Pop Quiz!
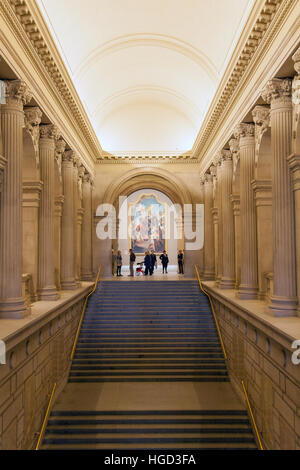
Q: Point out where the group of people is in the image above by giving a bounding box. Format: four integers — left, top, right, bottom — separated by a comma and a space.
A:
113, 249, 184, 277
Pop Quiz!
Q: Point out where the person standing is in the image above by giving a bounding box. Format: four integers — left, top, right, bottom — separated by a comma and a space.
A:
150, 250, 156, 276
160, 251, 169, 274
129, 249, 136, 277
111, 249, 116, 276
116, 250, 123, 277
144, 251, 151, 276
178, 250, 184, 274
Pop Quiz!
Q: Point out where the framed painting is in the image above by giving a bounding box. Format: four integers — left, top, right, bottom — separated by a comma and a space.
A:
129, 193, 167, 254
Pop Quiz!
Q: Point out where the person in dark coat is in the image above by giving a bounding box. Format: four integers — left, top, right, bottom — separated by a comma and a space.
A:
178, 250, 184, 274
159, 251, 169, 274
129, 248, 136, 277
150, 250, 156, 275
144, 251, 151, 276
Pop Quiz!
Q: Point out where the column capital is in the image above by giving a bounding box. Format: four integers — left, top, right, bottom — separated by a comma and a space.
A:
233, 123, 255, 140
292, 46, 300, 75
55, 139, 66, 181
220, 149, 232, 163
3, 79, 32, 107
78, 165, 86, 179
63, 149, 75, 164
261, 78, 292, 104
24, 107, 43, 168
204, 173, 213, 184
252, 105, 270, 129
209, 164, 217, 178
292, 48, 300, 106
40, 124, 60, 141
229, 138, 239, 155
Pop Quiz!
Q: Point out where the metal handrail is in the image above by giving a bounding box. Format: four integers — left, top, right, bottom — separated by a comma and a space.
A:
35, 382, 56, 450
242, 380, 264, 450
194, 265, 227, 360
70, 265, 101, 361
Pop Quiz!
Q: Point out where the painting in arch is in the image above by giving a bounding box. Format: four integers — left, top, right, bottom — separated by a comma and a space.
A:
129, 193, 167, 254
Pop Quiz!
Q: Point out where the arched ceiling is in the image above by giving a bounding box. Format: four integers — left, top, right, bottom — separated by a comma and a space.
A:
37, 0, 254, 155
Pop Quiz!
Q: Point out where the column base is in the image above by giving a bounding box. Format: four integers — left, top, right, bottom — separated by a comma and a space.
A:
38, 286, 60, 301
219, 277, 235, 289
266, 295, 298, 317
0, 297, 30, 319
236, 285, 258, 300
61, 280, 78, 290
202, 271, 215, 281
81, 273, 94, 282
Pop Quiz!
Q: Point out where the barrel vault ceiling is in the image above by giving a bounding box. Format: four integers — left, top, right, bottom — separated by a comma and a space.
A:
37, 0, 254, 156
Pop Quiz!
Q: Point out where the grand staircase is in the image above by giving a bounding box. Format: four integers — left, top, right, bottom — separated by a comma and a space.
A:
42, 280, 257, 450
70, 280, 228, 382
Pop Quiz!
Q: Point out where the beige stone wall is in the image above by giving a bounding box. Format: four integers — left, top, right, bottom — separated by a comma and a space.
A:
0, 285, 91, 450
203, 283, 300, 450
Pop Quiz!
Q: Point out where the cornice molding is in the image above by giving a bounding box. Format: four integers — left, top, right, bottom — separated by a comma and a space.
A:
192, 0, 294, 160
0, 0, 100, 173
96, 154, 199, 164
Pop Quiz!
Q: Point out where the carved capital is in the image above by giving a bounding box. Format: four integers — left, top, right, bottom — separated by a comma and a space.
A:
229, 138, 239, 155
204, 173, 213, 184
82, 172, 91, 184
252, 105, 270, 129
199, 175, 206, 186
261, 78, 292, 104
62, 149, 75, 164
24, 107, 42, 168
55, 139, 66, 182
292, 46, 300, 76
221, 149, 232, 162
233, 123, 255, 139
213, 151, 223, 166
210, 164, 217, 178
78, 165, 86, 179
40, 124, 60, 141
3, 80, 32, 107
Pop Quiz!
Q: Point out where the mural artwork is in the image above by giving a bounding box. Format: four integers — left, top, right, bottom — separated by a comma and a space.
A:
129, 193, 167, 254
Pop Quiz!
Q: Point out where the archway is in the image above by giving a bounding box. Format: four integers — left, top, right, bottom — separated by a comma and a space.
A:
93, 167, 200, 278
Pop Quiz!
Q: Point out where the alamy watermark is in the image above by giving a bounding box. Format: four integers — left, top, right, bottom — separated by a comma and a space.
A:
291, 340, 300, 365
0, 340, 6, 365
95, 197, 204, 251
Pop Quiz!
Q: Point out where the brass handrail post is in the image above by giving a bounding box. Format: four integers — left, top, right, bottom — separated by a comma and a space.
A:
35, 382, 56, 450
70, 265, 101, 362
194, 265, 227, 360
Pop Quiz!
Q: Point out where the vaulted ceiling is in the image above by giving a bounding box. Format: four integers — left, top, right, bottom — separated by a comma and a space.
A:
37, 0, 254, 155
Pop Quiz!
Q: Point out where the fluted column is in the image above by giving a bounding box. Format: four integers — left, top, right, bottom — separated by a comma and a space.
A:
198, 178, 205, 277
38, 125, 60, 300
73, 156, 80, 287
220, 151, 235, 288
231, 194, 241, 289
215, 153, 223, 286
61, 151, 77, 289
81, 172, 93, 281
234, 123, 258, 299
262, 78, 298, 316
203, 171, 215, 279
0, 80, 32, 318
54, 138, 66, 291
77, 166, 85, 281
211, 164, 218, 281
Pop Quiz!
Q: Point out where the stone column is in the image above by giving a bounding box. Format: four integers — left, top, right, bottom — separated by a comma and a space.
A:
220, 150, 235, 288
54, 194, 64, 290
77, 166, 85, 281
203, 171, 215, 279
215, 152, 223, 287
0, 80, 32, 318
54, 138, 66, 291
211, 164, 218, 281
234, 123, 258, 300
198, 178, 205, 277
231, 194, 241, 289
23, 181, 43, 301
38, 124, 60, 300
262, 78, 298, 316
81, 172, 93, 281
288, 48, 300, 316
73, 156, 80, 287
61, 151, 77, 289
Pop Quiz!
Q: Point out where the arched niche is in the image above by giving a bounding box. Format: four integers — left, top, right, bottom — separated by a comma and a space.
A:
93, 167, 197, 277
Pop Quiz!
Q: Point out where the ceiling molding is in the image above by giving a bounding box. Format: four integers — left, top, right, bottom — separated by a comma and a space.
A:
191, 0, 287, 159
74, 33, 219, 85
96, 153, 198, 164
5, 0, 103, 165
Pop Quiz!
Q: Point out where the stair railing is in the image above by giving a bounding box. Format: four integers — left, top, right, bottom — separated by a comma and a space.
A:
35, 382, 56, 450
242, 380, 264, 450
194, 265, 227, 360
70, 265, 101, 362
